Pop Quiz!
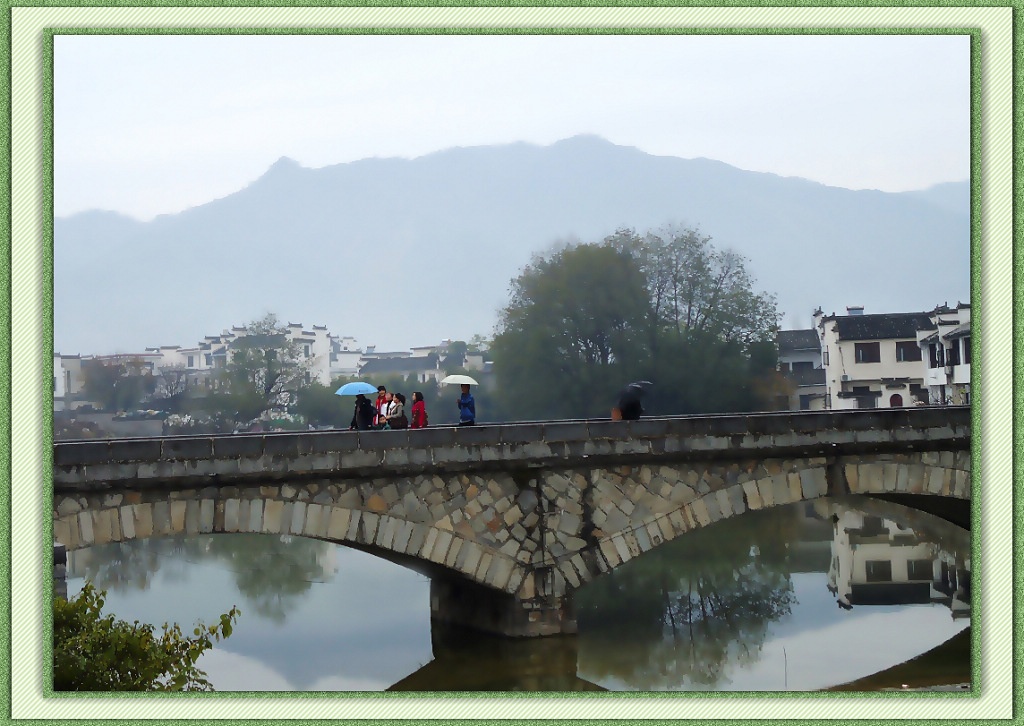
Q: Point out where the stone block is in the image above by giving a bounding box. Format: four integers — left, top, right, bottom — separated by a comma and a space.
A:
221, 497, 236, 532
501, 424, 544, 444
305, 503, 326, 538
212, 435, 265, 458
446, 538, 465, 567
132, 504, 152, 539
383, 449, 411, 466
770, 475, 789, 506
340, 450, 382, 469
690, 498, 711, 527
290, 502, 308, 535
430, 530, 454, 563
628, 419, 670, 438
78, 512, 95, 546
486, 557, 515, 591
309, 431, 359, 454
588, 420, 629, 440
162, 437, 213, 460
883, 464, 898, 492
742, 480, 762, 510
407, 427, 458, 447
262, 500, 284, 533
356, 511, 377, 544
656, 516, 674, 543
199, 499, 215, 534
243, 500, 261, 533
543, 422, 588, 442
454, 425, 501, 446
459, 543, 482, 576
558, 561, 581, 589
896, 465, 910, 493
183, 500, 200, 535
715, 489, 733, 518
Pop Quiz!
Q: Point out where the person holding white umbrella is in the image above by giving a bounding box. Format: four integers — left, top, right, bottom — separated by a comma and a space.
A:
440, 374, 478, 426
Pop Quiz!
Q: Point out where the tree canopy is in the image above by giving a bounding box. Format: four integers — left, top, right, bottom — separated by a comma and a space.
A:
489, 228, 781, 420
210, 313, 314, 423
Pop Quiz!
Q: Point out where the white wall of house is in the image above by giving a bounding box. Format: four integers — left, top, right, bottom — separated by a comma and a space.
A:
816, 310, 932, 410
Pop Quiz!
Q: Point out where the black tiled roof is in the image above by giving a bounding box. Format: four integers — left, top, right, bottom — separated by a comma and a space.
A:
830, 313, 935, 341
777, 329, 820, 353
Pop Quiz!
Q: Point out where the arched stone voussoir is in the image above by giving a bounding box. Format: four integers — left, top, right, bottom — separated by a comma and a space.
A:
55, 499, 526, 595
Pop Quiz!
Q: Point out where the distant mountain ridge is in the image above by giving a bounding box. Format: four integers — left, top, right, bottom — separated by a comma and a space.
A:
55, 136, 969, 354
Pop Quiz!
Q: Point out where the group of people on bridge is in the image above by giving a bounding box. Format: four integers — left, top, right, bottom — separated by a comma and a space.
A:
348, 384, 476, 431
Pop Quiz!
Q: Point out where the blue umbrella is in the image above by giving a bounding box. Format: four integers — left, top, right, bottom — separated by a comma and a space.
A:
334, 381, 378, 396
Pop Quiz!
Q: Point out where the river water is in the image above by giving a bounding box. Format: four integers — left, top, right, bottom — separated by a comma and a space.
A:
63, 494, 970, 691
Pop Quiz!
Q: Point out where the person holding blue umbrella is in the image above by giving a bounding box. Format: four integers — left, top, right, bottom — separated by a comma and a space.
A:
335, 382, 378, 431
348, 394, 375, 430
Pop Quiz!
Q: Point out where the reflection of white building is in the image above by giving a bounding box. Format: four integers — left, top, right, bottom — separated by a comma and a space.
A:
827, 507, 970, 618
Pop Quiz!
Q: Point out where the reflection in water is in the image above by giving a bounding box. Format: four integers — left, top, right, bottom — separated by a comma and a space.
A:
64, 495, 970, 691
574, 496, 970, 691
824, 500, 970, 618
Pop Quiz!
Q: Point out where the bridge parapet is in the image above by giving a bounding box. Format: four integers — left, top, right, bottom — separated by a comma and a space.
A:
54, 407, 970, 492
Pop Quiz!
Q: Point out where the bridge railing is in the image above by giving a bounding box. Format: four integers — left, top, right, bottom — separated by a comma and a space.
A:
53, 407, 970, 491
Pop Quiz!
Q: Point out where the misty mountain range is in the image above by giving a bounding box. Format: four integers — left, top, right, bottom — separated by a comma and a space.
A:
55, 135, 969, 355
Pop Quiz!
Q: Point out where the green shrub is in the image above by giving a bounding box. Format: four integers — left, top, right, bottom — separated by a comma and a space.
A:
53, 582, 240, 691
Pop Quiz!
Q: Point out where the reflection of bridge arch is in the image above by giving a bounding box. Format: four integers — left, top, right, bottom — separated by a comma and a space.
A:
559, 454, 970, 590
54, 407, 970, 636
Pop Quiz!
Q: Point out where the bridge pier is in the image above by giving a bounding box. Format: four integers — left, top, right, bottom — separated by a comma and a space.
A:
430, 575, 576, 638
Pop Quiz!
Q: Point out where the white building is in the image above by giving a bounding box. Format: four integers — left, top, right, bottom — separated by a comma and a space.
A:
814, 306, 935, 409
917, 304, 971, 405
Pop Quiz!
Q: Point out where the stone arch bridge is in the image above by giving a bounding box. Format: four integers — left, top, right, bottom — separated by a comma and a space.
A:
53, 407, 970, 637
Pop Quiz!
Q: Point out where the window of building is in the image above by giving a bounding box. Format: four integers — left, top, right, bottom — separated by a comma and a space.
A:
947, 344, 960, 366
204, 354, 212, 366
929, 343, 944, 368
187, 355, 194, 367
799, 394, 812, 410
822, 350, 829, 366
907, 559, 934, 581
865, 560, 893, 583
304, 344, 310, 358
963, 336, 971, 364
895, 341, 922, 362
854, 342, 880, 363
791, 361, 813, 371
53, 376, 57, 392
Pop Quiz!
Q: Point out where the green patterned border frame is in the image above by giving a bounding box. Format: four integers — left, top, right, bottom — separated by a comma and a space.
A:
5, 3, 1016, 724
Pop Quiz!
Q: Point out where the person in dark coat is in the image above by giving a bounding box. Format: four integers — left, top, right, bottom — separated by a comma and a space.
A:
349, 393, 375, 431
616, 381, 651, 421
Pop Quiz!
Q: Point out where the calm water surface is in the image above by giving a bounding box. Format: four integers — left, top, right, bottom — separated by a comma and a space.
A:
65, 495, 970, 691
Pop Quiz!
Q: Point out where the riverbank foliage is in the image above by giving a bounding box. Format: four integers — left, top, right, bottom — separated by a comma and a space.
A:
53, 583, 239, 691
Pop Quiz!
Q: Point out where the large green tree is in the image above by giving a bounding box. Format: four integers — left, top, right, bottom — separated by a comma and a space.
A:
490, 228, 781, 420
490, 243, 652, 420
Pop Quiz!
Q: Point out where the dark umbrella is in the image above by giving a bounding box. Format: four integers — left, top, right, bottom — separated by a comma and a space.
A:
617, 381, 652, 421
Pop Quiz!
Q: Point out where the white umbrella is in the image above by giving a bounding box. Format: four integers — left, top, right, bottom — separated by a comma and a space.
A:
439, 374, 479, 386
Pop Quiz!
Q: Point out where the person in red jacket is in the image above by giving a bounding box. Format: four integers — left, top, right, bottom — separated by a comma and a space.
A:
410, 391, 429, 428
373, 386, 388, 428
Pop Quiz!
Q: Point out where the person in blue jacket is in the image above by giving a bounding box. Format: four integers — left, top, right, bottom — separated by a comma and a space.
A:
457, 384, 476, 426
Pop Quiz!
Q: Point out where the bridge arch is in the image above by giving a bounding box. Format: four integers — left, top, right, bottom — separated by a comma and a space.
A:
54, 407, 970, 636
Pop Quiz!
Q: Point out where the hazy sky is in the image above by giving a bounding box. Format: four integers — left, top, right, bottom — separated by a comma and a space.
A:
55, 33, 969, 222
